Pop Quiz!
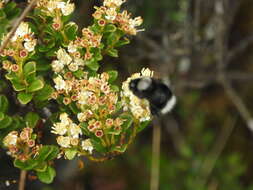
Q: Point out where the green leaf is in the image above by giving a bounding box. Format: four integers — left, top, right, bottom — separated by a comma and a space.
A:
5, 72, 16, 80
37, 166, 56, 184
106, 32, 118, 45
45, 146, 59, 161
34, 84, 54, 101
0, 116, 23, 144
94, 51, 103, 61
108, 70, 118, 83
44, 25, 55, 35
86, 59, 99, 71
17, 92, 33, 104
69, 103, 80, 114
0, 9, 6, 20
11, 80, 26, 91
64, 22, 78, 41
0, 116, 12, 129
3, 2, 16, 15
14, 159, 39, 170
107, 48, 118, 57
0, 112, 4, 121
34, 162, 48, 172
107, 128, 121, 135
0, 95, 9, 113
120, 114, 133, 131
110, 85, 119, 92
25, 112, 39, 128
80, 122, 90, 136
110, 144, 127, 153
46, 47, 59, 58
36, 145, 58, 162
137, 120, 151, 132
36, 60, 51, 71
65, 148, 77, 160
73, 70, 84, 79
5, 5, 21, 20
91, 139, 107, 153
38, 40, 55, 52
115, 37, 130, 47
27, 78, 44, 92
25, 73, 36, 84
24, 61, 36, 77
104, 24, 117, 33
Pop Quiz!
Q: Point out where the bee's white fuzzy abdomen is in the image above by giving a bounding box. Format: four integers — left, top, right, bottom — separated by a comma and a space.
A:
161, 95, 177, 114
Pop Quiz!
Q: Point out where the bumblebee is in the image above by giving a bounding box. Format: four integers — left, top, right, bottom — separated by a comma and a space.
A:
129, 77, 176, 115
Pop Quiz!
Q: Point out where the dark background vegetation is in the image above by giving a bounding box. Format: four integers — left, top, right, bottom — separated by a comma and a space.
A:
2, 0, 253, 189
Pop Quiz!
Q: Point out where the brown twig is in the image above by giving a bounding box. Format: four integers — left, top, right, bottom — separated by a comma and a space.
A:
219, 76, 253, 131
150, 118, 161, 190
226, 35, 253, 64
196, 117, 236, 187
18, 170, 27, 190
213, 0, 253, 132
0, 0, 38, 53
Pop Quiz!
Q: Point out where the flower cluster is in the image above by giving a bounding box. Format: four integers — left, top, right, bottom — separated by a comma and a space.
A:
52, 113, 82, 147
52, 47, 85, 73
35, 0, 74, 16
52, 71, 118, 107
121, 68, 154, 122
3, 128, 40, 161
0, 0, 150, 184
75, 28, 102, 59
103, 0, 126, 8
93, 0, 143, 35
52, 71, 125, 150
0, 22, 37, 60
51, 112, 94, 156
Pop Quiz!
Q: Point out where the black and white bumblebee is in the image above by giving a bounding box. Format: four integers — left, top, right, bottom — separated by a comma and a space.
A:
129, 77, 176, 115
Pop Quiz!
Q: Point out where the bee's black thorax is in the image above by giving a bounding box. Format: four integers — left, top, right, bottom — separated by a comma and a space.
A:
129, 78, 174, 115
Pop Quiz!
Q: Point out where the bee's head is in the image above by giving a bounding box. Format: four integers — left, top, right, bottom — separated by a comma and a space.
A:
129, 77, 152, 98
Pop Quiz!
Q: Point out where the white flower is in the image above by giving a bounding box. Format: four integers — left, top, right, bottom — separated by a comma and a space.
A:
56, 48, 72, 65
52, 60, 64, 73
77, 112, 86, 122
3, 131, 18, 147
24, 39, 37, 52
57, 136, 71, 148
51, 123, 67, 135
73, 58, 84, 66
37, 0, 74, 16
103, 0, 125, 7
68, 63, 79, 72
78, 90, 93, 105
141, 68, 154, 76
57, 1, 74, 16
47, 1, 58, 12
54, 75, 66, 90
11, 22, 31, 41
60, 1, 74, 16
68, 123, 82, 138
121, 68, 154, 122
129, 17, 143, 28
59, 113, 71, 126
81, 139, 93, 154
68, 41, 77, 53
105, 8, 117, 21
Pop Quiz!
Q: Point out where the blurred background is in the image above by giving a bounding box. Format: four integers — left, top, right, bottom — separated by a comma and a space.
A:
2, 0, 253, 189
